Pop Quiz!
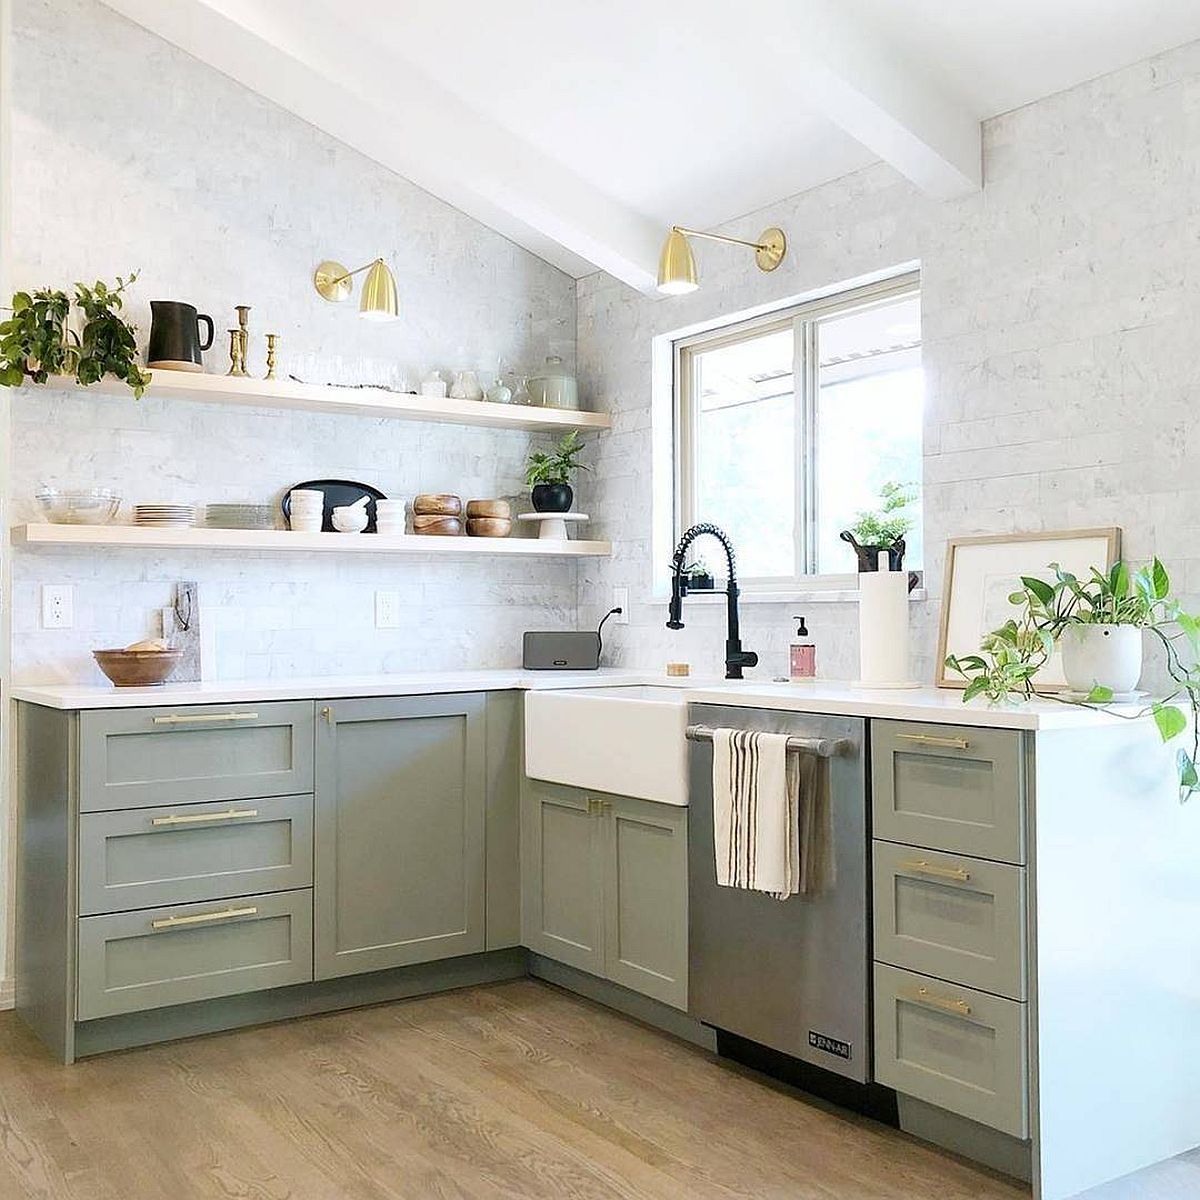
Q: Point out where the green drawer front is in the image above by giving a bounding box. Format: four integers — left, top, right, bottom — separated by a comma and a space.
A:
78, 794, 314, 915
872, 840, 1027, 1000
77, 889, 313, 1020
873, 963, 1028, 1139
80, 701, 315, 812
871, 720, 1026, 864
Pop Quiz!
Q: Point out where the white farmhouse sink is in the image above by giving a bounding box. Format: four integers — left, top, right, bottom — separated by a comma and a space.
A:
524, 685, 689, 805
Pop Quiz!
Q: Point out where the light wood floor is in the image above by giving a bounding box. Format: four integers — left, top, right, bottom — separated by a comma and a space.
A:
0, 978, 1030, 1199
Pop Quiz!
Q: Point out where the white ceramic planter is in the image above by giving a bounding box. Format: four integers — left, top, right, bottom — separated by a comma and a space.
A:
1059, 624, 1143, 694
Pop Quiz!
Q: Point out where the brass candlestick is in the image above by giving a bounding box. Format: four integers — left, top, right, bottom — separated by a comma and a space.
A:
226, 328, 246, 376
264, 333, 279, 381
235, 304, 251, 374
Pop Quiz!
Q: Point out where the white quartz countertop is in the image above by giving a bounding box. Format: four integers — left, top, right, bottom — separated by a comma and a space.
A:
10, 670, 1148, 729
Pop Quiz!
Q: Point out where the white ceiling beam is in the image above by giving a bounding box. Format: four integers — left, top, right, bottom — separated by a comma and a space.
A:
97, 0, 664, 290
752, 0, 982, 198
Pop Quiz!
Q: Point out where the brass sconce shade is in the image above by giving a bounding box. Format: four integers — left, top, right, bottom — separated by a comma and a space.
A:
656, 225, 787, 295
657, 228, 698, 295
313, 257, 399, 321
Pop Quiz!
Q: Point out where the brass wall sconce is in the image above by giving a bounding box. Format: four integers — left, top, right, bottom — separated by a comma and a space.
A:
656, 225, 787, 295
312, 257, 399, 321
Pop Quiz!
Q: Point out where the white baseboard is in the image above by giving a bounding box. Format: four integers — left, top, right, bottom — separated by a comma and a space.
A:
0, 978, 14, 1010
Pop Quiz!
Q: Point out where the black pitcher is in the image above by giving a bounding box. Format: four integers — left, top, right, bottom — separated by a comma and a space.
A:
147, 301, 214, 372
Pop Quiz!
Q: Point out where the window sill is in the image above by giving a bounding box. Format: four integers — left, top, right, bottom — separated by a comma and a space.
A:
656, 588, 928, 605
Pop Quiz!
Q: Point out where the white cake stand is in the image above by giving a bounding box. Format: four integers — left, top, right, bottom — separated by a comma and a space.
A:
517, 512, 590, 541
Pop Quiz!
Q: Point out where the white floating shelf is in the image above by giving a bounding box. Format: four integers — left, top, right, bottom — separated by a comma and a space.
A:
13, 524, 611, 558
39, 371, 611, 433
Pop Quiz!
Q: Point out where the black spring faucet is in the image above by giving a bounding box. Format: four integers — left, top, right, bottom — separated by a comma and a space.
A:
667, 523, 759, 680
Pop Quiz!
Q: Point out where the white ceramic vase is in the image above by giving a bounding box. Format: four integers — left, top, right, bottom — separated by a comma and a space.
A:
1059, 624, 1143, 694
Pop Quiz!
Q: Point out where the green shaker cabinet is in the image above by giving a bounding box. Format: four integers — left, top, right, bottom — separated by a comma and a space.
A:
314, 694, 487, 979
521, 781, 688, 1010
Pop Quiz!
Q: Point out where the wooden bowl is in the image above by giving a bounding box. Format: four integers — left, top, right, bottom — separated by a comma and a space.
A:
413, 493, 463, 516
93, 648, 184, 688
467, 517, 513, 538
412, 514, 463, 536
466, 499, 511, 519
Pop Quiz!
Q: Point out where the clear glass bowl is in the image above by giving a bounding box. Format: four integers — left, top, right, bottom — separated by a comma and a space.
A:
35, 487, 121, 525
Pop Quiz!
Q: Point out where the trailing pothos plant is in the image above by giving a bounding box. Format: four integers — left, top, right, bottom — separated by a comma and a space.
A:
0, 272, 150, 398
945, 558, 1200, 800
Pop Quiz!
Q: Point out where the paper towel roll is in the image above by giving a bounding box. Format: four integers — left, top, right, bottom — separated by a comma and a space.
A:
858, 564, 913, 687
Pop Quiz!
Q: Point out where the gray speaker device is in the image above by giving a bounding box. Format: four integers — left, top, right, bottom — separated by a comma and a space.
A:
523, 630, 601, 671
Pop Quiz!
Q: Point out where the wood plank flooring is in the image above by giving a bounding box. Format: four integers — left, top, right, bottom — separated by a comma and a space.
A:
0, 978, 1030, 1199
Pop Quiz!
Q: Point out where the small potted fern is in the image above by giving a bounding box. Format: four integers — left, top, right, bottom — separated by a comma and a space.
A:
840, 480, 917, 572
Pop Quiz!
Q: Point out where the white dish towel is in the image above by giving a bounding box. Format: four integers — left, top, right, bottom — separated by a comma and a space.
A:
711, 728, 833, 900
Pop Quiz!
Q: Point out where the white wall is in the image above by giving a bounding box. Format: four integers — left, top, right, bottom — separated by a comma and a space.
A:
577, 39, 1200, 687
9, 0, 578, 686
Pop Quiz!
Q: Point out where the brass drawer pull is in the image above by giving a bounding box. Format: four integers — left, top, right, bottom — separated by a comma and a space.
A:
152, 711, 260, 726
151, 808, 259, 827
151, 905, 258, 931
904, 986, 972, 1017
587, 797, 602, 816
900, 859, 972, 883
896, 732, 971, 750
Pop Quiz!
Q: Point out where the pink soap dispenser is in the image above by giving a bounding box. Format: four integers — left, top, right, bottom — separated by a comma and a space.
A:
790, 615, 816, 680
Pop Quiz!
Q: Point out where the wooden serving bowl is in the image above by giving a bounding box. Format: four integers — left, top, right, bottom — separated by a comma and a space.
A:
466, 517, 513, 538
94, 648, 183, 688
466, 498, 511, 519
412, 493, 463, 517
412, 514, 464, 536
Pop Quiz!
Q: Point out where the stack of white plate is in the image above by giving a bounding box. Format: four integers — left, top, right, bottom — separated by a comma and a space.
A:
134, 504, 196, 528
205, 503, 275, 530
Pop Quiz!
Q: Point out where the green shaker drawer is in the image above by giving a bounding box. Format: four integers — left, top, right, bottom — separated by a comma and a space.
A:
80, 701, 315, 812
78, 794, 314, 915
871, 720, 1026, 864
77, 889, 313, 1020
874, 963, 1028, 1138
872, 840, 1027, 1000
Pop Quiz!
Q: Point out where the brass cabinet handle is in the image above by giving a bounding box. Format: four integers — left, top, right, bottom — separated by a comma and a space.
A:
151, 905, 258, 931
151, 808, 259, 827
896, 732, 971, 750
321, 706, 333, 724
152, 711, 259, 725
900, 859, 972, 883
586, 797, 602, 816
903, 986, 972, 1017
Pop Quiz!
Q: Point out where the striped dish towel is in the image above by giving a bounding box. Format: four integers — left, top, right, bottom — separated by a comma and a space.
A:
711, 728, 834, 900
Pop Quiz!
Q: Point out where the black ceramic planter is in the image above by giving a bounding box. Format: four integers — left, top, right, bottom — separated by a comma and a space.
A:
532, 482, 573, 513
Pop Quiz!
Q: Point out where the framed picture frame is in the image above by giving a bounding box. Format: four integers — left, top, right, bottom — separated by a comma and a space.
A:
936, 528, 1122, 690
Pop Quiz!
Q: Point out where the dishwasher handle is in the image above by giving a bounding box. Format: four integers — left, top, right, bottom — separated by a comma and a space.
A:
685, 724, 851, 758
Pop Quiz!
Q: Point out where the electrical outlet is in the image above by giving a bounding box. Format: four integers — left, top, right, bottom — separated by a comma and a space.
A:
42, 584, 74, 629
375, 590, 401, 629
612, 586, 629, 624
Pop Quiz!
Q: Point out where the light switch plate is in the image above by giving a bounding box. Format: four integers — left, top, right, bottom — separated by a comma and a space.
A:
42, 584, 73, 629
375, 590, 401, 629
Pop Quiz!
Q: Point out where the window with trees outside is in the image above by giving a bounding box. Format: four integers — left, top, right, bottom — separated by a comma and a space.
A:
673, 274, 923, 591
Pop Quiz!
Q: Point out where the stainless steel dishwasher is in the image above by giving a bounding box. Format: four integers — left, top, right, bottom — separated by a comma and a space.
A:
687, 702, 869, 1083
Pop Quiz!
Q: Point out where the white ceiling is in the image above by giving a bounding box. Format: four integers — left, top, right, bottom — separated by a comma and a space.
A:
100, 1, 1200, 290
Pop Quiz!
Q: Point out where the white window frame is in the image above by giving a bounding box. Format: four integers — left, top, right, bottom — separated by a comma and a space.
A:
672, 270, 921, 594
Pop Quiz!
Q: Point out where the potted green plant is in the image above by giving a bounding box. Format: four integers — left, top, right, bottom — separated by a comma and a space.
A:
0, 272, 149, 398
945, 557, 1200, 799
524, 430, 590, 513
683, 557, 715, 591
840, 480, 917, 572
73, 275, 150, 398
0, 287, 76, 385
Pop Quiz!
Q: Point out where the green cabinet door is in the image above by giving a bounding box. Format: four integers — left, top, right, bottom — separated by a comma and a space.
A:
603, 796, 688, 1010
521, 782, 604, 976
314, 694, 486, 979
